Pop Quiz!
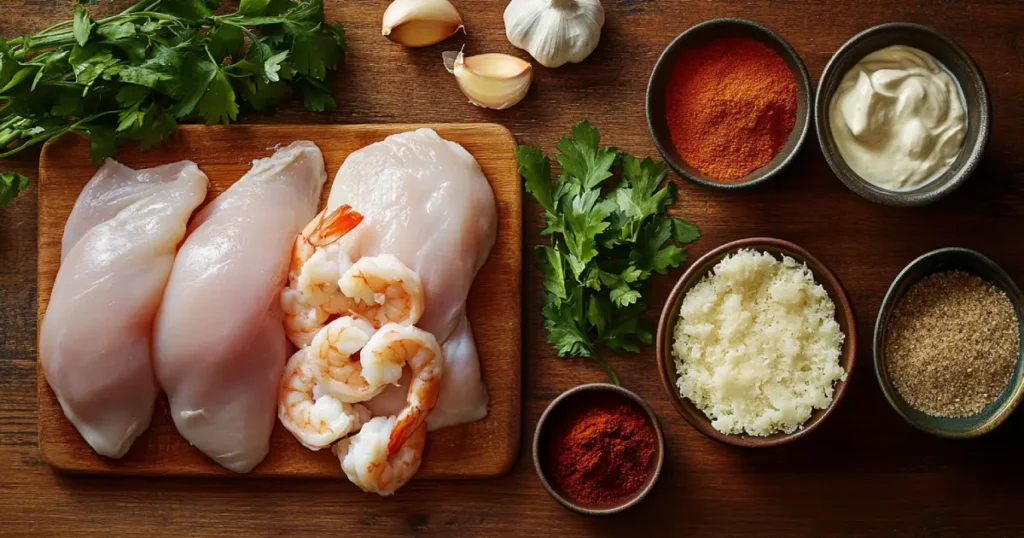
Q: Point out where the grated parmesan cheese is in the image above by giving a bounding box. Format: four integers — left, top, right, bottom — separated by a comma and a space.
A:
672, 249, 846, 436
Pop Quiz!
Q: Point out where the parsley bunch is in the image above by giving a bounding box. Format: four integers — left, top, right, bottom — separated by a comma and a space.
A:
0, 0, 346, 207
517, 121, 700, 385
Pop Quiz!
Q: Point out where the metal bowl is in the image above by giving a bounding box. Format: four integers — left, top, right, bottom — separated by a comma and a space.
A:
815, 23, 991, 206
656, 238, 857, 447
645, 17, 813, 190
532, 383, 665, 515
874, 247, 1024, 438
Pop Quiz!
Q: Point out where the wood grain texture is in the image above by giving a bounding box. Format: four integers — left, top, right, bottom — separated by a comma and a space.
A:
36, 124, 522, 478
3, 0, 1024, 536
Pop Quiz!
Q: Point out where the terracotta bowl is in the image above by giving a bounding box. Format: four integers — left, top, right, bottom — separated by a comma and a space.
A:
655, 238, 857, 447
532, 383, 665, 515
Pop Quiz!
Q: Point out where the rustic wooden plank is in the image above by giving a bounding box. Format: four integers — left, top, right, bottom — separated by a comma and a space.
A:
36, 124, 522, 479
2, 0, 1024, 536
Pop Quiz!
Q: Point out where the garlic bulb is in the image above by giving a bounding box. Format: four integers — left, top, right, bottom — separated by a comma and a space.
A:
443, 51, 533, 110
503, 0, 605, 68
382, 0, 464, 48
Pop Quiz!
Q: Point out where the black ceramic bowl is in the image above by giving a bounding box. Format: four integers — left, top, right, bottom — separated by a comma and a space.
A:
816, 23, 991, 207
646, 18, 813, 190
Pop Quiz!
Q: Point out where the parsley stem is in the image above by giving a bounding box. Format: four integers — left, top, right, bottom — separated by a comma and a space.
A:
0, 110, 119, 159
592, 350, 621, 386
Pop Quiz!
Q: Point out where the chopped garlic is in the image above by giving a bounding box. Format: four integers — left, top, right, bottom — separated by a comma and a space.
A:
672, 249, 846, 436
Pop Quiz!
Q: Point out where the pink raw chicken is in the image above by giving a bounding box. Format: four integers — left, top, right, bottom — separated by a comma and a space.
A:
325, 129, 497, 430
154, 142, 327, 473
41, 160, 209, 458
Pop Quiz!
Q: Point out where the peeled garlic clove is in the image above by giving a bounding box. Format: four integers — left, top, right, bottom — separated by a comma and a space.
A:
382, 0, 464, 48
443, 51, 533, 110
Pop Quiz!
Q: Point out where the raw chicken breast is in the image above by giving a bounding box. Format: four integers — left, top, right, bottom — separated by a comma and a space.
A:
61, 160, 201, 260
326, 129, 497, 430
154, 142, 328, 473
41, 161, 209, 458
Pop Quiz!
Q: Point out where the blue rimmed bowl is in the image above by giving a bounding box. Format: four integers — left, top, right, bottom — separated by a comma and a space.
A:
874, 247, 1024, 438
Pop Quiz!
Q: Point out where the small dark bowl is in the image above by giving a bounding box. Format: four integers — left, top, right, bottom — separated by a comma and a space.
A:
656, 238, 857, 447
533, 383, 665, 515
816, 23, 991, 206
874, 248, 1024, 438
646, 18, 813, 190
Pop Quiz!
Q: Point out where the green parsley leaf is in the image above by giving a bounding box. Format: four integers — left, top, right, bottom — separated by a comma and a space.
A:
171, 57, 218, 118
0, 67, 36, 96
0, 172, 28, 206
161, 0, 217, 21
298, 77, 336, 112
614, 154, 673, 241
97, 21, 135, 42
672, 217, 701, 243
238, 78, 293, 111
85, 124, 117, 166
69, 43, 117, 85
134, 105, 178, 150
196, 67, 238, 125
0, 0, 346, 207
73, 5, 94, 47
516, 145, 554, 213
208, 24, 244, 64
555, 120, 617, 190
288, 22, 343, 80
263, 50, 289, 83
538, 246, 568, 300
517, 120, 700, 385
238, 0, 295, 16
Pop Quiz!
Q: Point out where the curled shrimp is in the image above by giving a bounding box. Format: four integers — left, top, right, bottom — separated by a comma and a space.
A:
282, 205, 363, 347
279, 348, 370, 451
359, 323, 443, 455
333, 415, 426, 497
308, 316, 383, 403
338, 255, 424, 329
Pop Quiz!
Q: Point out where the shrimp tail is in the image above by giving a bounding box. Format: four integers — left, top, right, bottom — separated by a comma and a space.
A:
309, 204, 363, 247
388, 379, 440, 455
387, 419, 428, 460
387, 410, 421, 456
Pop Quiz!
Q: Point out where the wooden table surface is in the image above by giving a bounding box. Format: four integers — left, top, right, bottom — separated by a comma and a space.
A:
3, 1, 1024, 536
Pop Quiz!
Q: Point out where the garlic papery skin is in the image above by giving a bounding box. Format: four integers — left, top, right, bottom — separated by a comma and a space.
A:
382, 0, 464, 48
503, 0, 605, 68
443, 51, 533, 110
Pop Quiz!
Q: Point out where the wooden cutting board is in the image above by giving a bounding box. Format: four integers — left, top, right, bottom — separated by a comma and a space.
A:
36, 124, 522, 478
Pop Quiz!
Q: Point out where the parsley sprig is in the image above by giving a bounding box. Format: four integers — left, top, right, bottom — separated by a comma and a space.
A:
0, 0, 346, 207
517, 121, 700, 385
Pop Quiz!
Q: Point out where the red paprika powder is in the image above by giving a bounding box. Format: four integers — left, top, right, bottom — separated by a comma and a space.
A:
664, 37, 798, 182
544, 393, 657, 505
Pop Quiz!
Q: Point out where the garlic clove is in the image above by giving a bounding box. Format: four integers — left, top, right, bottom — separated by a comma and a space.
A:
382, 0, 464, 48
443, 51, 533, 110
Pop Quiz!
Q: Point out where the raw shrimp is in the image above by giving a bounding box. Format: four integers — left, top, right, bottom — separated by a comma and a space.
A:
308, 316, 382, 403
338, 255, 424, 329
333, 415, 426, 496
282, 205, 363, 347
279, 348, 370, 451
360, 324, 443, 454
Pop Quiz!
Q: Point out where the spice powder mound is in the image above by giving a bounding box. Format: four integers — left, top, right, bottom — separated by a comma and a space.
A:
664, 37, 798, 182
544, 394, 657, 505
884, 271, 1020, 418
